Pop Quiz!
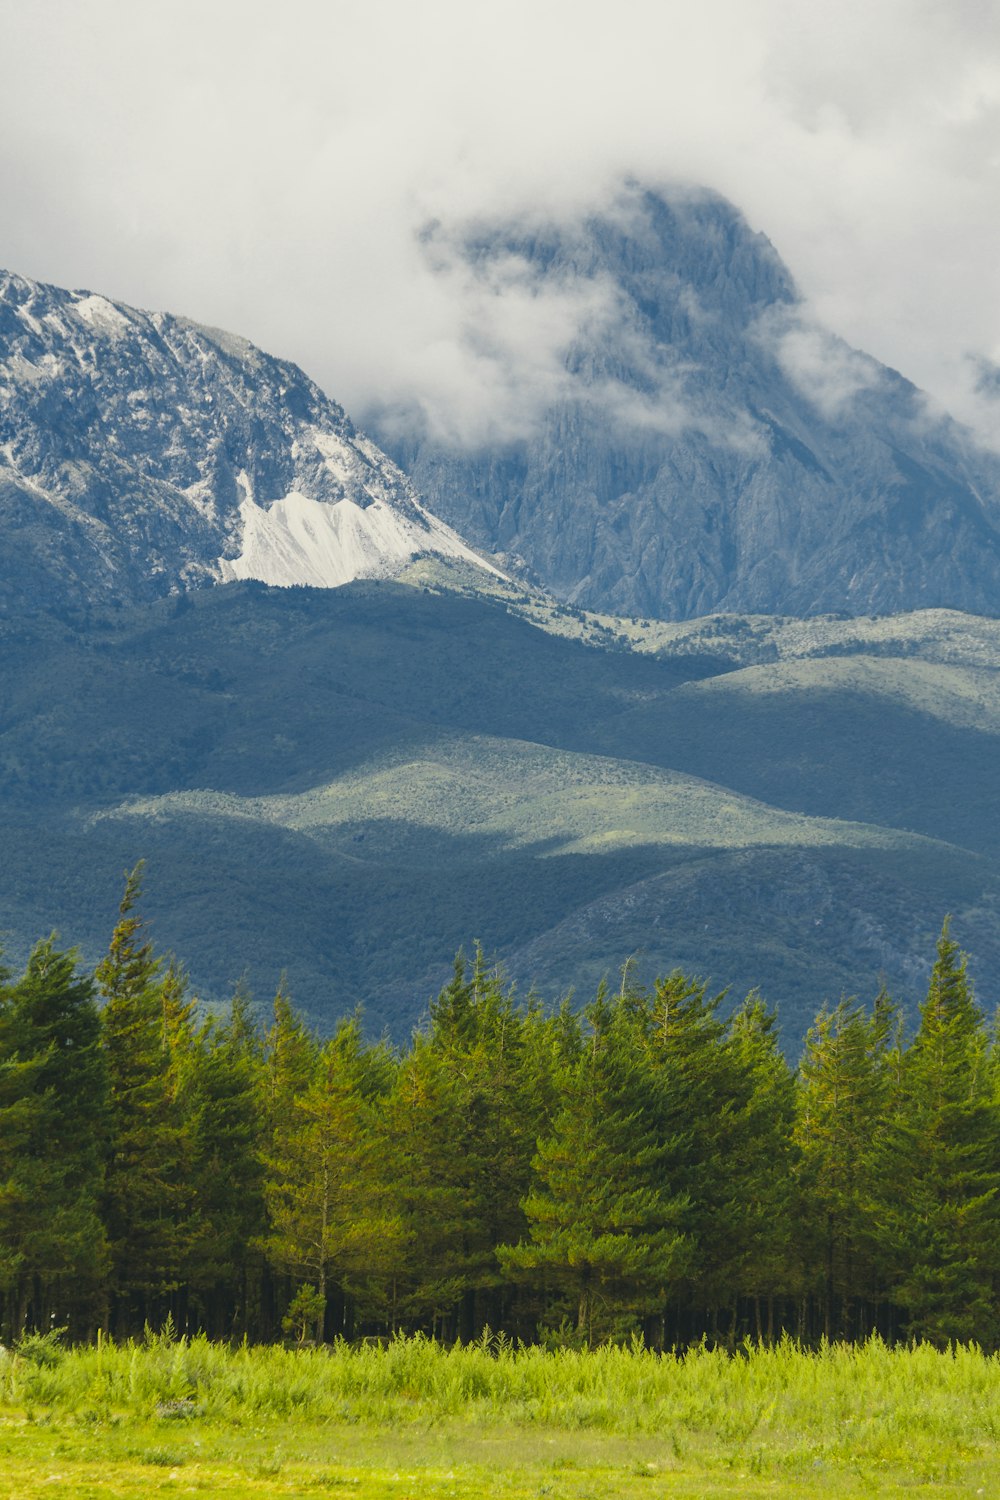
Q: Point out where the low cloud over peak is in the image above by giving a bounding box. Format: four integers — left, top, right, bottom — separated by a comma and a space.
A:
0, 3, 998, 449
366, 185, 789, 452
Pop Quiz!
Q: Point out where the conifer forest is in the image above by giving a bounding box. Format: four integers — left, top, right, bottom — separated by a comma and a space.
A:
2, 867, 998, 1354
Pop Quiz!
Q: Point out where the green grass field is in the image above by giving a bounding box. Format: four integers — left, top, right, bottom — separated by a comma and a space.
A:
3, 1334, 1000, 1497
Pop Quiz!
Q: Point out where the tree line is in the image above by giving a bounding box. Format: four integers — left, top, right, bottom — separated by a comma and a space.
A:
1, 867, 998, 1350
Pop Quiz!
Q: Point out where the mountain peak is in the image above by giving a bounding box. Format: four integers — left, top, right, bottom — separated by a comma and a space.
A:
446, 182, 797, 335
371, 181, 1000, 621
0, 271, 498, 613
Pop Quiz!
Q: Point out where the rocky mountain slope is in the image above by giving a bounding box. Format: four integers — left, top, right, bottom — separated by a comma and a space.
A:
372, 184, 1000, 620
0, 271, 494, 613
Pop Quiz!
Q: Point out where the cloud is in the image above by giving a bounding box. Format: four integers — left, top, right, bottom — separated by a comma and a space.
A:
372, 199, 770, 452
0, 1, 998, 446
370, 230, 620, 448
373, 211, 705, 448
755, 308, 886, 421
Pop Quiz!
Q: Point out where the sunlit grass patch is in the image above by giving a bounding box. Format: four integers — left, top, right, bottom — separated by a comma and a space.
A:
3, 1336, 1000, 1497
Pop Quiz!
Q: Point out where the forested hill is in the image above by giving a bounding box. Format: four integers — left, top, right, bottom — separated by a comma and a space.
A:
2, 580, 1000, 1040
1, 891, 996, 1354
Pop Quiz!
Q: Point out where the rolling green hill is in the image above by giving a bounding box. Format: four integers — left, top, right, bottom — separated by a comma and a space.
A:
597, 660, 1000, 862
99, 731, 929, 859
1, 580, 998, 1044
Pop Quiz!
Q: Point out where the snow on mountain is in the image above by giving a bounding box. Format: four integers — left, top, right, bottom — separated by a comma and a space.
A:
0, 270, 498, 612
219, 466, 496, 589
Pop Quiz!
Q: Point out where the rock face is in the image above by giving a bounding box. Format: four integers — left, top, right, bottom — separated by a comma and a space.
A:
0, 271, 493, 614
372, 184, 1000, 620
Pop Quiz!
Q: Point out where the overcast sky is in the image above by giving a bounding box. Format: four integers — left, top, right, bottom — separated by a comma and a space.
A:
2, 0, 999, 442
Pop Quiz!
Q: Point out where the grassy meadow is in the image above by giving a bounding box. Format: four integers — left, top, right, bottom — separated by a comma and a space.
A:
3, 1334, 1000, 1498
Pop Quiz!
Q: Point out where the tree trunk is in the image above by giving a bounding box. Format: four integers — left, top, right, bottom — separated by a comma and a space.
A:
316, 1159, 330, 1343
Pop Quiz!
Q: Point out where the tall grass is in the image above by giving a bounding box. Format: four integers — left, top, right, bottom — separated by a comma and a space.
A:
3, 1332, 999, 1466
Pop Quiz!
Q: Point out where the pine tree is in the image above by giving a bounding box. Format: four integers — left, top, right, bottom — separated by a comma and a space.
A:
3, 939, 110, 1336
183, 989, 268, 1337
795, 993, 896, 1340
501, 989, 687, 1341
426, 948, 552, 1336
0, 955, 46, 1340
871, 922, 1000, 1344
640, 970, 753, 1338
724, 992, 797, 1341
97, 867, 192, 1332
261, 1015, 401, 1340
380, 1033, 471, 1332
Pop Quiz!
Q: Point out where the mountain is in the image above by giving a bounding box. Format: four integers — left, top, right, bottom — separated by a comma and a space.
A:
370, 183, 1000, 621
2, 259, 999, 1047
0, 270, 495, 614
1, 580, 999, 1045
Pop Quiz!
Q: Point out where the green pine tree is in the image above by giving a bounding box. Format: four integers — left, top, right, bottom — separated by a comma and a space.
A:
871, 922, 1000, 1344
795, 992, 897, 1339
4, 939, 110, 1336
427, 948, 553, 1336
640, 970, 754, 1337
380, 1033, 471, 1333
501, 988, 687, 1341
183, 988, 268, 1337
724, 992, 797, 1341
0, 954, 46, 1340
261, 1015, 401, 1341
97, 867, 192, 1333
